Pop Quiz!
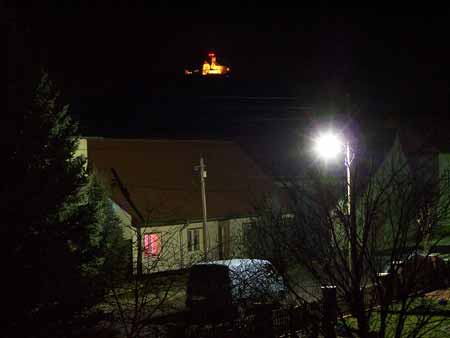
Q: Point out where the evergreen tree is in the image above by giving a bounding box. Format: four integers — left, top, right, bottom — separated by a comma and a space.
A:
3, 73, 127, 337
80, 173, 130, 296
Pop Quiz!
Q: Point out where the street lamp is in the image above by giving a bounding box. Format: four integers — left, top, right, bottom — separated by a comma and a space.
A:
313, 132, 343, 161
314, 131, 354, 267
313, 131, 352, 215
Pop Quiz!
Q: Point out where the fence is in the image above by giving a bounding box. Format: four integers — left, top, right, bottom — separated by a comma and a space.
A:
167, 303, 324, 338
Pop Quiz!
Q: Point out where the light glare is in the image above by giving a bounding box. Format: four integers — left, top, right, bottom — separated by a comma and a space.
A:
314, 132, 343, 160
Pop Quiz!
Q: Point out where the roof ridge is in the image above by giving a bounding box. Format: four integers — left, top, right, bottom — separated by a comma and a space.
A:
83, 136, 235, 144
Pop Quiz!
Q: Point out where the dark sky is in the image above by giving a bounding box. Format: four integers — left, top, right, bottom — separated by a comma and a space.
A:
9, 9, 447, 91
8, 7, 449, 149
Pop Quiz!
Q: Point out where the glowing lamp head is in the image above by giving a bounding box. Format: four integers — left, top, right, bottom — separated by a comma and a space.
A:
314, 132, 343, 160
208, 52, 215, 57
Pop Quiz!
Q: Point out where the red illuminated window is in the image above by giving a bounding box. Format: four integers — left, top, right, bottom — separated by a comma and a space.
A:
144, 233, 161, 257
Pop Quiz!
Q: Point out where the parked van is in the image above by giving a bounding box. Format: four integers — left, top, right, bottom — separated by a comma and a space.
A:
186, 259, 286, 322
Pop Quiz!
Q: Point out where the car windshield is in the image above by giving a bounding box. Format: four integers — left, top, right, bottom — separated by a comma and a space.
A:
228, 261, 284, 299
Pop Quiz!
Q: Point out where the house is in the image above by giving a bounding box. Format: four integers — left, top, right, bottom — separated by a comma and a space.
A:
81, 137, 274, 273
361, 131, 450, 252
75, 138, 133, 233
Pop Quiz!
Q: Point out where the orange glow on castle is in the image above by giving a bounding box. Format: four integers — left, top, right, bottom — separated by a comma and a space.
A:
185, 52, 230, 76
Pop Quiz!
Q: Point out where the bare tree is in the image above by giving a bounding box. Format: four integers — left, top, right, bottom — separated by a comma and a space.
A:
88, 169, 173, 337
101, 230, 184, 338
245, 136, 450, 338
99, 169, 214, 338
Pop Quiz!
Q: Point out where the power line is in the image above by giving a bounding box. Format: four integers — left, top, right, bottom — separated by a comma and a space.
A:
122, 183, 259, 193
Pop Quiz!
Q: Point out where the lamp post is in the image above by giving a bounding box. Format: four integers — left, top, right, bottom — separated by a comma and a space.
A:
314, 132, 354, 269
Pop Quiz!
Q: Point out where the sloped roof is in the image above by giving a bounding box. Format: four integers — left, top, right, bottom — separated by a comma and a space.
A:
86, 138, 273, 224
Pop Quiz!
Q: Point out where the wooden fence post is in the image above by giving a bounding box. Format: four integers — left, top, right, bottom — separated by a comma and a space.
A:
321, 285, 337, 338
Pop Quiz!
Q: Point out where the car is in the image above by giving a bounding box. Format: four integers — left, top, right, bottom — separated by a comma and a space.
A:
186, 259, 287, 323
380, 252, 448, 294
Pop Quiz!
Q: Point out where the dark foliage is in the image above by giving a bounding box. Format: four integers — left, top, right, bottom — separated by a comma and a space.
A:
2, 74, 127, 337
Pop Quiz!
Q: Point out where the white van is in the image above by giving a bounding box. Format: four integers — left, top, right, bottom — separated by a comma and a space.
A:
186, 259, 286, 321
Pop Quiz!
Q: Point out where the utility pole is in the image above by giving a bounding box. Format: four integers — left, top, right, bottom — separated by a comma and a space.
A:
345, 94, 356, 275
345, 141, 354, 272
195, 156, 209, 260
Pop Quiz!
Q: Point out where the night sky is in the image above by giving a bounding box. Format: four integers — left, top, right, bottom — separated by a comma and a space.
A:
7, 7, 449, 170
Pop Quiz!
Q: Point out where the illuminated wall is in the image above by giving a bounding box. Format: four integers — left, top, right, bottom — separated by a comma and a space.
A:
74, 138, 88, 169
132, 216, 250, 274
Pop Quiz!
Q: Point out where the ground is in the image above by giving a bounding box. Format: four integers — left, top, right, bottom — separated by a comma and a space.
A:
425, 288, 450, 302
87, 265, 450, 337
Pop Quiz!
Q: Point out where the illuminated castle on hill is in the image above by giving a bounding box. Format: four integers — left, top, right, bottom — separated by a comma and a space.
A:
185, 52, 231, 76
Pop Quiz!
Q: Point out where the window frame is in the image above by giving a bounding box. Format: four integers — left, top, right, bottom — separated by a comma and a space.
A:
187, 228, 201, 252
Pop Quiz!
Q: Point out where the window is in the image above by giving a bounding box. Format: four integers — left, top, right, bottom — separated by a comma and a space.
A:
242, 221, 257, 242
144, 233, 161, 257
187, 228, 201, 252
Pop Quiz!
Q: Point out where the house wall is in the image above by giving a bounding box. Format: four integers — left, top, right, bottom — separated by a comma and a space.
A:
370, 136, 411, 249
78, 137, 264, 273
369, 145, 450, 250
132, 216, 252, 273
229, 218, 250, 257
438, 154, 450, 172
74, 138, 88, 169
111, 200, 133, 240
